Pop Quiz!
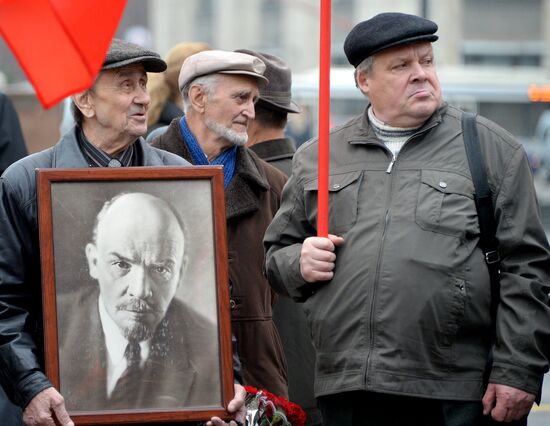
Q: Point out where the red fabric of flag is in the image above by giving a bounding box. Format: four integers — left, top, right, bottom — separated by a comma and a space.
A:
0, 0, 126, 108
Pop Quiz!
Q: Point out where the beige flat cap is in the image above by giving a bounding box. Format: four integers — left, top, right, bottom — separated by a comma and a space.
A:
178, 50, 268, 90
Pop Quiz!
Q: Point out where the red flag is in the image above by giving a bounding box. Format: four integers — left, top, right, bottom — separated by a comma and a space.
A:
317, 0, 331, 237
0, 0, 127, 108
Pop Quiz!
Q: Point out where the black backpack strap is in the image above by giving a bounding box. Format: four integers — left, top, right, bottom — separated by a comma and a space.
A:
463, 113, 544, 402
461, 112, 500, 320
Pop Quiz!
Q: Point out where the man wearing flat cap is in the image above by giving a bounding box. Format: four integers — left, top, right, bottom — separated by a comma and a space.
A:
151, 50, 289, 398
265, 12, 550, 426
0, 39, 245, 426
236, 49, 300, 175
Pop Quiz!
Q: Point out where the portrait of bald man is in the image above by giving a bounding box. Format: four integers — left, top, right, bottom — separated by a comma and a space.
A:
54, 191, 221, 412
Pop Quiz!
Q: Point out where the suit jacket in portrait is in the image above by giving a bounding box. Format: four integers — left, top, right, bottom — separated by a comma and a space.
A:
57, 286, 220, 412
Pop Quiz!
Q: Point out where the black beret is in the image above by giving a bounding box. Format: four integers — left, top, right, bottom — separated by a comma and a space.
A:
102, 38, 167, 73
344, 12, 438, 68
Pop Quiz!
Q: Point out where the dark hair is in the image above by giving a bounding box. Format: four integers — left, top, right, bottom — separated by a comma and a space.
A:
254, 101, 288, 129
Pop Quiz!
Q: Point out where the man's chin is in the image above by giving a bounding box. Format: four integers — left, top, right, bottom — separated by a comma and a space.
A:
408, 101, 439, 123
127, 125, 148, 140
121, 321, 154, 342
230, 132, 248, 146
206, 119, 248, 146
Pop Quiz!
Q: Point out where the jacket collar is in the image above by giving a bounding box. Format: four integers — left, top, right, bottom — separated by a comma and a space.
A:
348, 102, 446, 145
161, 118, 270, 219
53, 127, 91, 168
225, 147, 270, 219
248, 138, 296, 162
54, 127, 166, 168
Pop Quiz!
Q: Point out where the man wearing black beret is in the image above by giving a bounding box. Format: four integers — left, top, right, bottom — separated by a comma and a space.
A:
0, 39, 245, 426
265, 12, 550, 426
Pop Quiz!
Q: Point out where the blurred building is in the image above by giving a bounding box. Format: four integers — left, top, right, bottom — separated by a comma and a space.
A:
147, 0, 550, 140
2, 0, 550, 153
149, 0, 550, 73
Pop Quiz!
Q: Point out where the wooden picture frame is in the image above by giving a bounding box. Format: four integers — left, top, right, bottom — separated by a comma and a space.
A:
36, 166, 233, 424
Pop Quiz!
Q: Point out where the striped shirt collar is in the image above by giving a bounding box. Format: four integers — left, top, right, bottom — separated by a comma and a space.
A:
367, 106, 420, 138
77, 127, 137, 168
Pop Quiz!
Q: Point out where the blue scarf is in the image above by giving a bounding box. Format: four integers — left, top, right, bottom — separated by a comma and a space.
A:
179, 116, 237, 189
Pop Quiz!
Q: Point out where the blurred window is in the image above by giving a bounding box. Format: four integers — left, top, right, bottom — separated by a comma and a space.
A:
261, 0, 281, 49
331, 0, 355, 65
195, 0, 214, 45
462, 0, 543, 66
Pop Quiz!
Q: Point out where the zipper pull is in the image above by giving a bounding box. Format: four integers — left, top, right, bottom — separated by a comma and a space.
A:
386, 156, 396, 173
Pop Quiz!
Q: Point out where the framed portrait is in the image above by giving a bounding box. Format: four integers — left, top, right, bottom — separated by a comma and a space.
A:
37, 166, 234, 424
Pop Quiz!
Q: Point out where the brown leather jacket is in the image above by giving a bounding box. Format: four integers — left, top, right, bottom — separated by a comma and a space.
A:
152, 118, 289, 397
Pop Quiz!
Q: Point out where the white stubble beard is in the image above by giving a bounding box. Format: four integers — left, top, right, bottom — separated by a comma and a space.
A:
205, 119, 248, 146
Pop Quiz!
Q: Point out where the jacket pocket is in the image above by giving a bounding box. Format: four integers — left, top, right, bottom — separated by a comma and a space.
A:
441, 277, 468, 347
304, 170, 363, 235
408, 276, 468, 359
415, 170, 479, 237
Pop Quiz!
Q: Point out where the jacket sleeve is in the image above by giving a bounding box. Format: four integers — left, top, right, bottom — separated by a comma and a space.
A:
0, 94, 28, 175
264, 160, 319, 302
0, 173, 53, 409
489, 146, 550, 395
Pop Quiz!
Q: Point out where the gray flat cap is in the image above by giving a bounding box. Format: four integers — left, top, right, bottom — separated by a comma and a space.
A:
102, 38, 167, 73
235, 49, 301, 114
344, 12, 438, 67
178, 50, 268, 90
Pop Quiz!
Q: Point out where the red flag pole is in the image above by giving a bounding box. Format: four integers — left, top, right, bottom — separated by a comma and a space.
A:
317, 0, 331, 237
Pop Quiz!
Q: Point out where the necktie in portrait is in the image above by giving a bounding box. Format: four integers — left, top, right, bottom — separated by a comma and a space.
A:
109, 340, 141, 408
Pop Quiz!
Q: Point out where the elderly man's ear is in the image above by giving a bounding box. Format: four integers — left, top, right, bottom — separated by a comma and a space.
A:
85, 243, 99, 280
188, 85, 207, 114
356, 71, 370, 96
72, 91, 95, 118
174, 253, 189, 289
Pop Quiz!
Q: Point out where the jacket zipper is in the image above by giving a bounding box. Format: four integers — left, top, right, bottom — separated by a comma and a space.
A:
365, 150, 394, 387
386, 155, 396, 173
364, 122, 439, 386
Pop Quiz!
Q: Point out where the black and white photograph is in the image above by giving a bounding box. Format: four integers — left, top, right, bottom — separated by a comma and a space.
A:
37, 167, 233, 424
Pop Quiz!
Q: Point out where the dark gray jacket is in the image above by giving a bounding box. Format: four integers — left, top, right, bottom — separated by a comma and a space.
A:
248, 138, 295, 176
0, 128, 188, 410
264, 104, 550, 400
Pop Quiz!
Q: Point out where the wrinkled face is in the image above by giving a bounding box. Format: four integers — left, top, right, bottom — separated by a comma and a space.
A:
86, 194, 185, 341
203, 74, 260, 146
357, 42, 442, 128
88, 64, 150, 141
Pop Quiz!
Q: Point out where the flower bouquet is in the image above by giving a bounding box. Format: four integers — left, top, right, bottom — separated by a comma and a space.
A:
244, 385, 306, 426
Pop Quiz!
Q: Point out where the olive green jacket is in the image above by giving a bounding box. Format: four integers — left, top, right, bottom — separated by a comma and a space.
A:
264, 103, 550, 400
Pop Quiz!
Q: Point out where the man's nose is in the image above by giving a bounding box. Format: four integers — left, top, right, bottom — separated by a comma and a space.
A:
135, 86, 150, 107
410, 62, 428, 81
242, 100, 256, 120
127, 266, 152, 299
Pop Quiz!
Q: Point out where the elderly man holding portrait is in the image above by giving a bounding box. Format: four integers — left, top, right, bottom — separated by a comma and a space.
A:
0, 39, 245, 426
